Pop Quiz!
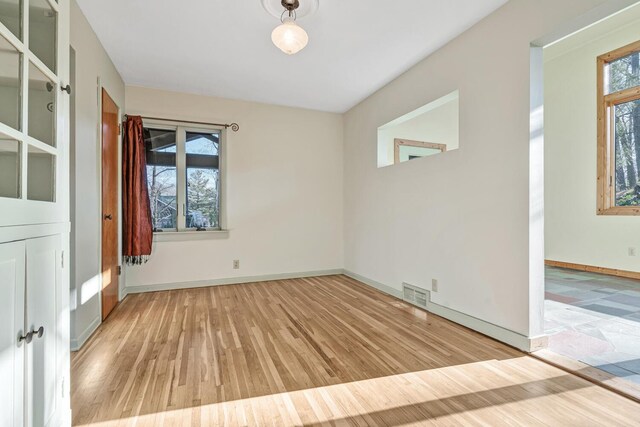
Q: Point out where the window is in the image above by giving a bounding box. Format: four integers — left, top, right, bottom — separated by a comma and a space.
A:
144, 122, 223, 231
597, 40, 640, 215
377, 90, 459, 168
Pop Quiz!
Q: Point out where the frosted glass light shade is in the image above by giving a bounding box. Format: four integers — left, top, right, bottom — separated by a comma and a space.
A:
271, 19, 308, 55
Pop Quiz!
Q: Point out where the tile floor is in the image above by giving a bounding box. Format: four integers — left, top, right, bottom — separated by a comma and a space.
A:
545, 266, 640, 385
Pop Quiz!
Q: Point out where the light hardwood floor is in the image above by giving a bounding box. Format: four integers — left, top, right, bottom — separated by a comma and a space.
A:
71, 275, 640, 426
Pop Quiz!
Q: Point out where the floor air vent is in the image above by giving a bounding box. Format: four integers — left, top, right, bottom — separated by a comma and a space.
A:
402, 283, 429, 309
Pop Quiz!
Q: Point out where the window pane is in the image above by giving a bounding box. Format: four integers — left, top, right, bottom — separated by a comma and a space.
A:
0, 0, 22, 40
0, 136, 20, 198
614, 98, 640, 206
0, 34, 21, 130
145, 128, 177, 230
29, 0, 57, 73
27, 144, 55, 201
186, 131, 220, 229
28, 62, 56, 146
186, 168, 219, 229
607, 51, 640, 94
186, 130, 219, 155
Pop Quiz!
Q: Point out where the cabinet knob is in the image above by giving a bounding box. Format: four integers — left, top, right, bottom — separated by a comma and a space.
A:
104, 214, 113, 221
18, 327, 44, 344
61, 84, 72, 95
19, 331, 33, 344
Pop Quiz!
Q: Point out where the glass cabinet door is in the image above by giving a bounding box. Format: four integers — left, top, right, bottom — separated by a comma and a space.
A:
28, 0, 57, 73
0, 0, 22, 40
0, 34, 21, 131
28, 61, 56, 148
0, 136, 21, 198
0, 0, 69, 226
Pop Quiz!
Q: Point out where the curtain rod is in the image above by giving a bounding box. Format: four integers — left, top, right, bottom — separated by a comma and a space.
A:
123, 114, 239, 132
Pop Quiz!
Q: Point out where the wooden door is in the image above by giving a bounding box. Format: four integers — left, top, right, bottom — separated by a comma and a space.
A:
0, 241, 25, 427
101, 89, 119, 320
26, 235, 61, 427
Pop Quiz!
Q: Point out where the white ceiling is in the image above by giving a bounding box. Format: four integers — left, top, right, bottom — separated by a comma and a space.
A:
76, 0, 507, 113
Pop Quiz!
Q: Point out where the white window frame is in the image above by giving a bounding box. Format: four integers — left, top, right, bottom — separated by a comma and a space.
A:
143, 119, 226, 235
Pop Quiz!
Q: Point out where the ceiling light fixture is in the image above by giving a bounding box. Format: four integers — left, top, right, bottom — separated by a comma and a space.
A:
271, 0, 310, 55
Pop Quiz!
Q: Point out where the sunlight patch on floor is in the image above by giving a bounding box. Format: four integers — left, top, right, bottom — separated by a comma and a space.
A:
75, 357, 596, 427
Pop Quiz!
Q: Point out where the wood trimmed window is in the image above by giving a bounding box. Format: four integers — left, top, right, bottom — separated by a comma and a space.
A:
597, 40, 640, 215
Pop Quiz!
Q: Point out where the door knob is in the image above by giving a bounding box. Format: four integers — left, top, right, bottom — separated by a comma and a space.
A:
19, 330, 33, 344
104, 214, 113, 220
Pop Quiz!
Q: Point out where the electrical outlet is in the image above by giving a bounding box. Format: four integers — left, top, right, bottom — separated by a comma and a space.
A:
233, 260, 240, 269
629, 247, 637, 257
432, 279, 438, 292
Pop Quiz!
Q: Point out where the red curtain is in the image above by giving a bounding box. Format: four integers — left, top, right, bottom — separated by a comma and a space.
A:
122, 115, 153, 265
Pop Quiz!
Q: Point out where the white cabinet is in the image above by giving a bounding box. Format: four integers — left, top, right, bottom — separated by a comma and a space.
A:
0, 235, 64, 427
26, 235, 62, 427
0, 0, 71, 425
0, 241, 26, 427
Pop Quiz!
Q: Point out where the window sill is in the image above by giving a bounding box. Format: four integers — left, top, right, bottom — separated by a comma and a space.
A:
597, 206, 640, 216
153, 230, 230, 242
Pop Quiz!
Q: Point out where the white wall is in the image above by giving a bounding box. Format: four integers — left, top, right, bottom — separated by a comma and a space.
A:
545, 5, 640, 272
342, 0, 627, 342
124, 86, 343, 289
70, 0, 125, 349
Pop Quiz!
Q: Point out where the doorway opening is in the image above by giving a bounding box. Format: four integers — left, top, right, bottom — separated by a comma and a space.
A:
538, 2, 640, 396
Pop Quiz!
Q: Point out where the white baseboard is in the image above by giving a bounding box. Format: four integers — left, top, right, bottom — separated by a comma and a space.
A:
423, 296, 548, 353
343, 270, 548, 353
70, 315, 101, 351
343, 270, 403, 299
124, 269, 344, 294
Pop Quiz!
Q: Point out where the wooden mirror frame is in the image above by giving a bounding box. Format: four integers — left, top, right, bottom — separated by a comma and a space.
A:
394, 138, 447, 164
